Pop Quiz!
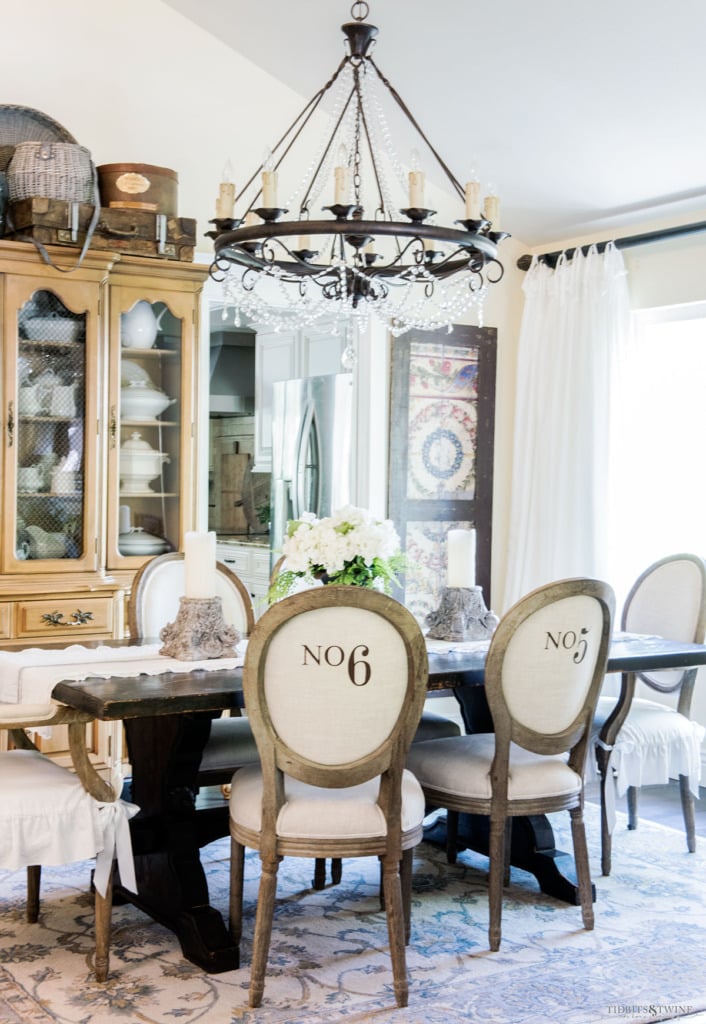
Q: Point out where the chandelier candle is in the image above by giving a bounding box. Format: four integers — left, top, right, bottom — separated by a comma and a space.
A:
447, 529, 476, 588
465, 180, 481, 220
484, 192, 500, 228
184, 531, 217, 599
334, 145, 349, 204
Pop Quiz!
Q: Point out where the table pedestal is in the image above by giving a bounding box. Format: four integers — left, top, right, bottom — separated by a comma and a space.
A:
120, 713, 237, 973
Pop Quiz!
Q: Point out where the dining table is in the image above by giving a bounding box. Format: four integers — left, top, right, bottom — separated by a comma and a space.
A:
48, 631, 706, 974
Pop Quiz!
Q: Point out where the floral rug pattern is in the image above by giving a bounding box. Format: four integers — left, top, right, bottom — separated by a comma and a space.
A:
1, 806, 705, 1024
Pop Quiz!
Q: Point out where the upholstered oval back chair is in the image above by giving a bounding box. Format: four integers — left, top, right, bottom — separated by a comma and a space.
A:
229, 584, 429, 1009
408, 577, 615, 952
593, 552, 706, 875
128, 551, 259, 785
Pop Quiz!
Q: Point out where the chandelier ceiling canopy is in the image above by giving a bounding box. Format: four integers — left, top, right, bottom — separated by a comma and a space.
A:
208, 1, 509, 338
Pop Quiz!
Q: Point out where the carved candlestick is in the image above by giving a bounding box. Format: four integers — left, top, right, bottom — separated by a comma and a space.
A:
426, 585, 499, 642
159, 596, 239, 661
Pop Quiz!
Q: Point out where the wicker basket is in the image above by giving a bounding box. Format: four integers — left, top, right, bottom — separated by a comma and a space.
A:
7, 141, 95, 204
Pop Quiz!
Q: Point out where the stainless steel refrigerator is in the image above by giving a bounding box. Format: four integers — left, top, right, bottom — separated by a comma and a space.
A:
270, 372, 354, 561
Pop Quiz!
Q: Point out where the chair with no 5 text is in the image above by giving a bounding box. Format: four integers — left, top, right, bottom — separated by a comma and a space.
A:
228, 584, 429, 1009
592, 552, 706, 875
407, 577, 614, 951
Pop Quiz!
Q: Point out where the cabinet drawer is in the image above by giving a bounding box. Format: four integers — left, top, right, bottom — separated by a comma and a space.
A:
0, 603, 12, 639
16, 597, 114, 638
217, 546, 250, 576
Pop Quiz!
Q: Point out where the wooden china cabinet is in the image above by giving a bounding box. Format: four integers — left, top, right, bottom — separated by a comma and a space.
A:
0, 239, 208, 765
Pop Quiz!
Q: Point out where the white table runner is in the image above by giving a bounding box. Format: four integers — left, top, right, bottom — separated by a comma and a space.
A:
0, 640, 247, 711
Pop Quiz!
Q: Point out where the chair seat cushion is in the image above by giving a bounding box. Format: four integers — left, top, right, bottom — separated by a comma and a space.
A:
0, 749, 106, 871
593, 695, 704, 796
407, 734, 580, 802
412, 710, 462, 744
230, 766, 425, 840
199, 715, 259, 774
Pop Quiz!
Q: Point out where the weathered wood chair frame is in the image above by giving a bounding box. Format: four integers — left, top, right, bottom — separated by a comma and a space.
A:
594, 553, 706, 875
408, 577, 614, 951
229, 584, 429, 1008
128, 550, 258, 786
0, 704, 120, 981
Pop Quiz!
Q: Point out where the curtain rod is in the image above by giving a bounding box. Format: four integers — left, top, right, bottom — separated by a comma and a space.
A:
516, 219, 706, 271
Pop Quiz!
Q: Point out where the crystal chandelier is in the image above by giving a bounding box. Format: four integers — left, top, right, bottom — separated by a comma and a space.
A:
208, 1, 509, 338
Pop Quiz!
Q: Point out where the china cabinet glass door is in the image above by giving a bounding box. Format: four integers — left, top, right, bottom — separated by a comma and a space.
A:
107, 285, 195, 569
3, 277, 100, 573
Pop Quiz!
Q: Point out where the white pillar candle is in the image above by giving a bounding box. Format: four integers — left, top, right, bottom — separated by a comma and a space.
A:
184, 531, 217, 599
464, 179, 481, 219
447, 528, 476, 588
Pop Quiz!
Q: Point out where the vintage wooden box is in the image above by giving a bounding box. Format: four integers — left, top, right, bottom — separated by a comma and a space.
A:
5, 197, 196, 261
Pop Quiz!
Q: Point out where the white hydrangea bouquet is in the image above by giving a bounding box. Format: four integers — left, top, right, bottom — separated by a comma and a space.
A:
268, 505, 406, 603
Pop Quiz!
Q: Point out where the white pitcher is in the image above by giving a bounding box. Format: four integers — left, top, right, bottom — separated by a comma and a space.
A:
121, 301, 167, 349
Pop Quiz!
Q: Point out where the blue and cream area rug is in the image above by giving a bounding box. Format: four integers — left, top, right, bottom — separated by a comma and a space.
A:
1, 805, 705, 1024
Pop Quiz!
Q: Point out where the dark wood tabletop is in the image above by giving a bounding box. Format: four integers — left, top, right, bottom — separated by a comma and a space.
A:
51, 633, 706, 718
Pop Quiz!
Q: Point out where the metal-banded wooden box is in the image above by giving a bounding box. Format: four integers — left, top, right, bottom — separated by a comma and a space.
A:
5, 197, 196, 261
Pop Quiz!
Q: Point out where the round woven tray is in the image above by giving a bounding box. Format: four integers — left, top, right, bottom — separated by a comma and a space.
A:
0, 105, 77, 169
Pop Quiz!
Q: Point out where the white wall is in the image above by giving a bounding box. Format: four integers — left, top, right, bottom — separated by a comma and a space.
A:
0, 0, 309, 244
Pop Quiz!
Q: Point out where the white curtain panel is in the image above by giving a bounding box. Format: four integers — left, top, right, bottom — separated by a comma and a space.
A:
503, 244, 630, 610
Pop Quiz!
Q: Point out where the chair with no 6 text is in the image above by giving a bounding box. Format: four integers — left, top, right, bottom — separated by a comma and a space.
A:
228, 584, 429, 1008
592, 552, 706, 875
407, 577, 614, 951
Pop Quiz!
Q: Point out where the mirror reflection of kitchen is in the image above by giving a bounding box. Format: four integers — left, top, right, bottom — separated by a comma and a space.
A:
208, 308, 270, 541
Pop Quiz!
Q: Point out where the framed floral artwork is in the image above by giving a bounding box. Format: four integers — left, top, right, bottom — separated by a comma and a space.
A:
388, 325, 497, 626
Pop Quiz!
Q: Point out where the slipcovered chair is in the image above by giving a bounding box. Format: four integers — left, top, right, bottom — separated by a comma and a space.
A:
229, 584, 428, 1008
407, 578, 614, 951
0, 703, 138, 981
593, 553, 706, 875
128, 551, 259, 785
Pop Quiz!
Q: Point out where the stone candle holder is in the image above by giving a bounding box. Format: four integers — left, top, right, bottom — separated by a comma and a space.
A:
159, 596, 239, 661
426, 585, 499, 642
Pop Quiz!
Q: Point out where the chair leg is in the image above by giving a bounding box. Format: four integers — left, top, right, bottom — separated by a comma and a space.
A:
627, 785, 639, 830
249, 854, 280, 1009
446, 809, 459, 864
331, 857, 343, 884
569, 805, 594, 931
93, 864, 114, 982
599, 770, 613, 877
381, 856, 409, 1008
502, 819, 512, 887
679, 774, 697, 853
400, 847, 414, 945
487, 814, 506, 952
312, 858, 326, 890
229, 837, 245, 947
26, 865, 40, 923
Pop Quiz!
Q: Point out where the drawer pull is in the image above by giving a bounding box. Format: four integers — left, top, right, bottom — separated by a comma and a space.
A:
41, 609, 95, 627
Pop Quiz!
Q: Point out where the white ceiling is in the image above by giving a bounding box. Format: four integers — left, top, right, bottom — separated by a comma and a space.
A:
163, 0, 706, 248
